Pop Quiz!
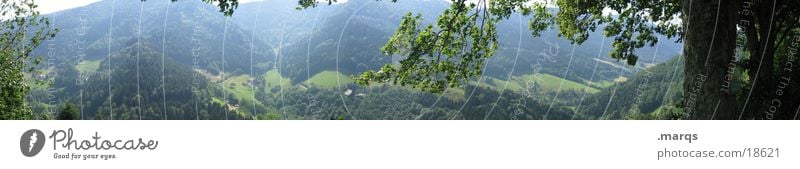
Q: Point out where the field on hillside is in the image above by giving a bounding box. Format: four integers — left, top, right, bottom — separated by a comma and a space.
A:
223, 75, 261, 106
473, 73, 601, 94
306, 71, 354, 88
75, 60, 101, 74
263, 70, 292, 88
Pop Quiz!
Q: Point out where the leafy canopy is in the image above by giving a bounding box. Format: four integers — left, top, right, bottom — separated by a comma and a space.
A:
0, 0, 57, 120
199, 0, 682, 93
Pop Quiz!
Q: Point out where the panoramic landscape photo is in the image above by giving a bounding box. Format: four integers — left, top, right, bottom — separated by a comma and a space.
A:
2, 0, 799, 120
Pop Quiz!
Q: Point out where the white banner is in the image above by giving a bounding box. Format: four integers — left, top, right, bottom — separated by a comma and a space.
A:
0, 121, 796, 168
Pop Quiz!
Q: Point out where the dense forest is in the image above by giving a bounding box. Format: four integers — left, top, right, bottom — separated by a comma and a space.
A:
3, 0, 798, 120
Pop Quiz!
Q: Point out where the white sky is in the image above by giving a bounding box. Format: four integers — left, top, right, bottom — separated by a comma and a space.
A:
34, 0, 675, 24
35, 0, 101, 14
34, 0, 269, 14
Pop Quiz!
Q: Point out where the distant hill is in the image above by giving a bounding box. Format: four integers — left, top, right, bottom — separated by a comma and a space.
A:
575, 56, 684, 119
35, 0, 275, 76
54, 43, 227, 120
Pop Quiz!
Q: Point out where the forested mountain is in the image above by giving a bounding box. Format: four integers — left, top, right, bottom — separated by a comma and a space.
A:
577, 56, 685, 120
26, 0, 687, 120
33, 0, 275, 75
33, 43, 242, 120
257, 0, 684, 84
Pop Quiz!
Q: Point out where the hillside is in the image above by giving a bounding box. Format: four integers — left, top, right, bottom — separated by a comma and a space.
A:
575, 56, 685, 119
57, 43, 230, 119
34, 0, 275, 76
25, 0, 686, 120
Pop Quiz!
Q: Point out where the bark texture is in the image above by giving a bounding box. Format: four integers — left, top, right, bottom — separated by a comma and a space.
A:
682, 0, 740, 119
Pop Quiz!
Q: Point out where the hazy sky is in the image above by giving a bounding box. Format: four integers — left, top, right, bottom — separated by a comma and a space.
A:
36, 0, 101, 14
35, 0, 268, 14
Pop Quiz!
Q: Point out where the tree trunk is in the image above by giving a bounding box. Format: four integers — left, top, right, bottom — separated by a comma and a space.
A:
682, 0, 740, 119
742, 0, 778, 118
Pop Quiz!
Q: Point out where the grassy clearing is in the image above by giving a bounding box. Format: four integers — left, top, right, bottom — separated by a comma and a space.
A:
513, 73, 600, 93
583, 80, 614, 89
306, 71, 353, 88
377, 73, 599, 101
488, 77, 524, 91
263, 69, 291, 89
75, 60, 101, 75
211, 97, 225, 105
466, 73, 600, 94
223, 74, 261, 105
